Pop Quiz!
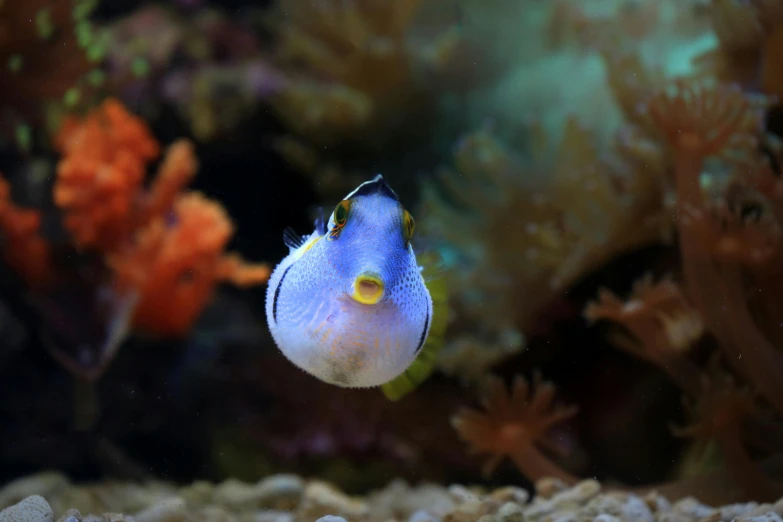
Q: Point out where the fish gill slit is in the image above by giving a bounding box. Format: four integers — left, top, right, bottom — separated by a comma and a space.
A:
415, 308, 430, 354
272, 265, 293, 323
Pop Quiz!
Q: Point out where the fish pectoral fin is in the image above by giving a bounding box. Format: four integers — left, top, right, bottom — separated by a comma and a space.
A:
283, 227, 308, 250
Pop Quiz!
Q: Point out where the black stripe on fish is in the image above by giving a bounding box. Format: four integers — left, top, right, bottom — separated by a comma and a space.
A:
283, 227, 308, 249
415, 308, 430, 354
272, 265, 293, 323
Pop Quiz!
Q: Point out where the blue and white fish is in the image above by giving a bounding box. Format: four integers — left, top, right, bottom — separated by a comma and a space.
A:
265, 175, 446, 399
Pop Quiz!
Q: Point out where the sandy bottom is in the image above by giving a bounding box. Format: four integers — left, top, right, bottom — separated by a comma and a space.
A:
0, 472, 782, 522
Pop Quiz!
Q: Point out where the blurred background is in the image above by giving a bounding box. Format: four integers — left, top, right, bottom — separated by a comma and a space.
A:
0, 0, 783, 504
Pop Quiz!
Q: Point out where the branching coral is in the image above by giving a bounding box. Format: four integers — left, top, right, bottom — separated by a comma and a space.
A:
427, 0, 783, 500
265, 0, 461, 199
0, 99, 270, 381
411, 1, 717, 382
451, 374, 578, 484
422, 1, 783, 496
693, 0, 783, 97
110, 191, 270, 337
268, 0, 456, 143
54, 99, 160, 251
55, 100, 271, 341
675, 357, 783, 501
582, 75, 783, 499
420, 116, 670, 379
638, 79, 783, 415
585, 274, 704, 396
643, 80, 761, 203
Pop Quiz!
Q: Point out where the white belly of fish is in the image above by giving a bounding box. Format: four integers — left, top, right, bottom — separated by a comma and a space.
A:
266, 257, 429, 388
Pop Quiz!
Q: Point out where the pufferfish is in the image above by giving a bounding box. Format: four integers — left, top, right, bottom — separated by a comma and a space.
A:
265, 175, 446, 400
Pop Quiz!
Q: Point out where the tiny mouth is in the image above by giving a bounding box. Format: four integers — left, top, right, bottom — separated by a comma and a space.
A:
352, 274, 385, 305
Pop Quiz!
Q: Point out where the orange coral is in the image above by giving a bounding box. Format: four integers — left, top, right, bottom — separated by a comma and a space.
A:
110, 192, 269, 336
34, 98, 271, 342
54, 99, 160, 251
451, 374, 579, 484
643, 80, 759, 205
135, 139, 196, 229
0, 175, 52, 288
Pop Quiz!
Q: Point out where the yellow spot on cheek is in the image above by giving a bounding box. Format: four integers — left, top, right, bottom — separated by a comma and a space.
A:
352, 275, 384, 304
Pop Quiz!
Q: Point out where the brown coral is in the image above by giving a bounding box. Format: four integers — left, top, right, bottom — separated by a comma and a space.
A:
420, 115, 669, 378
451, 374, 579, 484
643, 80, 760, 204
585, 274, 704, 395
694, 0, 783, 97
265, 0, 459, 199
639, 79, 783, 417
0, 0, 100, 114
570, 74, 783, 499
675, 357, 783, 501
267, 0, 458, 153
270, 0, 431, 132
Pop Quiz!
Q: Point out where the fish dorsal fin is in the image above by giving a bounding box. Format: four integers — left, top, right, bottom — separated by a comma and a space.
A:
314, 214, 327, 235
283, 227, 308, 250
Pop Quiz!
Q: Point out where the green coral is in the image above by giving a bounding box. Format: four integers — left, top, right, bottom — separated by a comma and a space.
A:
35, 8, 54, 40
7, 55, 23, 74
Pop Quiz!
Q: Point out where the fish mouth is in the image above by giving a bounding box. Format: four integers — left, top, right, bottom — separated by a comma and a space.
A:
351, 272, 385, 305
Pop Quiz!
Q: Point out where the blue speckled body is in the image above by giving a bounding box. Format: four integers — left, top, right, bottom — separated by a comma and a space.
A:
265, 175, 432, 388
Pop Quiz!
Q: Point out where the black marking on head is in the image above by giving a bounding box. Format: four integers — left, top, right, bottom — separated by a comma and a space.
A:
272, 265, 293, 323
283, 227, 308, 249
347, 174, 400, 202
415, 308, 430, 354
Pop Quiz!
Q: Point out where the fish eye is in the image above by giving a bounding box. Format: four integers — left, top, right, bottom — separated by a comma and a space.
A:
403, 209, 415, 244
329, 200, 352, 239
334, 200, 350, 225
